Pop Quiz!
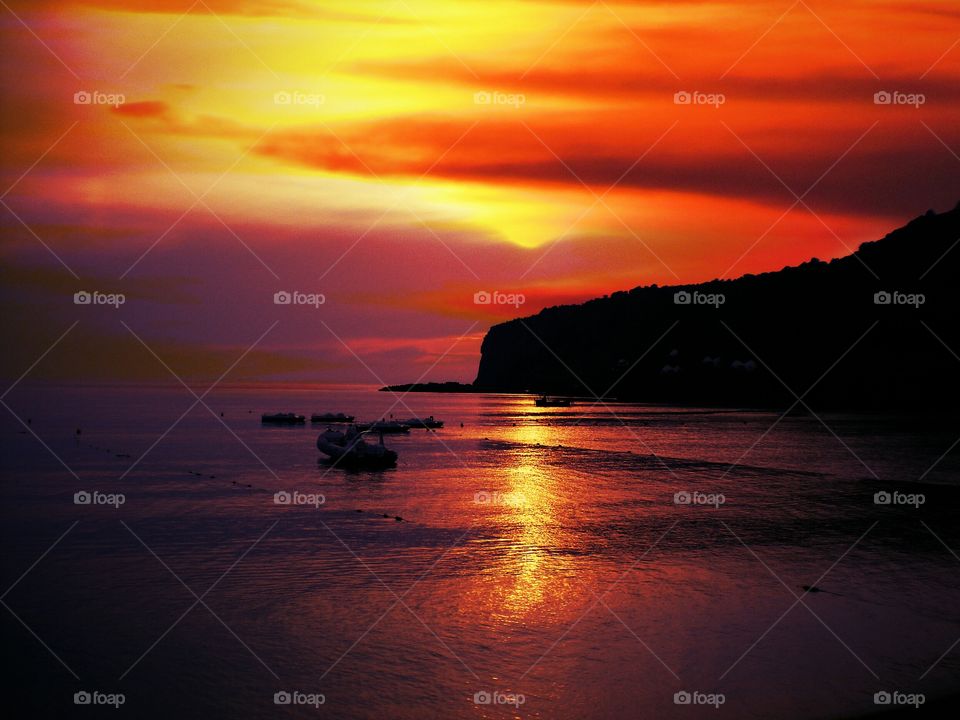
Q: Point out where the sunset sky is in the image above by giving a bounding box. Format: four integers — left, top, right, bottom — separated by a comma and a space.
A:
1, 0, 958, 385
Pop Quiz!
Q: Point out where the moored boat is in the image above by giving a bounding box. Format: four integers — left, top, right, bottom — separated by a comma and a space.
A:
317, 426, 398, 468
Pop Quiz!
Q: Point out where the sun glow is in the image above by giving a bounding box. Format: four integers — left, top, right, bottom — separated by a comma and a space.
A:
3, 0, 958, 383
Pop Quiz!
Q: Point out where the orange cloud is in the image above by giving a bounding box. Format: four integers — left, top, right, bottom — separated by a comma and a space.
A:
113, 101, 171, 119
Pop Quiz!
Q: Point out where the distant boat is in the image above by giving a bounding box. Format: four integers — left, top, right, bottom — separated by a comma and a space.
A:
317, 426, 398, 468
311, 412, 355, 423
399, 415, 444, 429
534, 395, 572, 407
261, 412, 306, 424
355, 420, 411, 434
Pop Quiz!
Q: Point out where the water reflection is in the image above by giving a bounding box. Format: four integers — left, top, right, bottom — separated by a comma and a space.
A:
9, 388, 960, 718
471, 421, 586, 629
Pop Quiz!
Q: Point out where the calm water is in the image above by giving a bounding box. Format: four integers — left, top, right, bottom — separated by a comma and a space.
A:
2, 385, 959, 718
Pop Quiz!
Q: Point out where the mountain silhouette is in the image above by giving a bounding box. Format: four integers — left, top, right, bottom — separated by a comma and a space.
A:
473, 202, 960, 409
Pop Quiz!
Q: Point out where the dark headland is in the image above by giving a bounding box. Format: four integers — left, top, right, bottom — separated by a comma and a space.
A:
383, 202, 960, 410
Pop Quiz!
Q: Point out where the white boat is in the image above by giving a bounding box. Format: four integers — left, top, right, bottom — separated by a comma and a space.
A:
317, 426, 398, 468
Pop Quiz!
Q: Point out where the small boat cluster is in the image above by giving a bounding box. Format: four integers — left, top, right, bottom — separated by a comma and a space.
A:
261, 412, 443, 431
356, 415, 444, 433
261, 410, 445, 469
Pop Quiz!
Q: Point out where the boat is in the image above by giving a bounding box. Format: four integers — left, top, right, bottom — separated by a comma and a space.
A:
261, 412, 306, 424
399, 415, 444, 429
534, 395, 572, 407
317, 426, 398, 468
355, 420, 411, 434
311, 412, 355, 423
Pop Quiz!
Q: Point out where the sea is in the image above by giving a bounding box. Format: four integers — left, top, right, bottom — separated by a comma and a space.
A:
2, 384, 959, 718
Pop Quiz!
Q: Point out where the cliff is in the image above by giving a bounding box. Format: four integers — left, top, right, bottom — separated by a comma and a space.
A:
473, 203, 960, 409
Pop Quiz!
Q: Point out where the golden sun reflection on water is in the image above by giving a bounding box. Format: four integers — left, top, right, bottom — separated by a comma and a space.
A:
466, 421, 588, 628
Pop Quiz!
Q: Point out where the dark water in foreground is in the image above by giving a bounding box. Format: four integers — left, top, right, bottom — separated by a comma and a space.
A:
2, 385, 959, 718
